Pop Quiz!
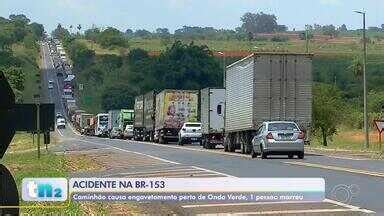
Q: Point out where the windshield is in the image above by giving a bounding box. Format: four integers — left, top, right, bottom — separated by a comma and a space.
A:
268, 123, 299, 131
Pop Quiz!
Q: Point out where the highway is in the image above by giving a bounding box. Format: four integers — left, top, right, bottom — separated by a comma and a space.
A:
40, 42, 383, 215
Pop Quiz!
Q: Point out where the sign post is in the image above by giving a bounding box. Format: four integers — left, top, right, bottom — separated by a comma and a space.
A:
374, 120, 384, 150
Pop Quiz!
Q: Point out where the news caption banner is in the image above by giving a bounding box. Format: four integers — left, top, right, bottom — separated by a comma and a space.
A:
22, 178, 324, 203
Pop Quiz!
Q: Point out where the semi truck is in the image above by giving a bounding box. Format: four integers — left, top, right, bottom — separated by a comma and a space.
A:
154, 89, 199, 144
94, 113, 109, 137
200, 88, 225, 149
108, 110, 120, 134
133, 95, 145, 141
224, 53, 312, 154
118, 109, 134, 132
143, 90, 156, 141
80, 113, 94, 135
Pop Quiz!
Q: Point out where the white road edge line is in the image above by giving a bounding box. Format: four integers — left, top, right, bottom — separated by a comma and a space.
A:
182, 201, 320, 208
57, 129, 64, 137
102, 168, 202, 177
197, 208, 371, 215
324, 198, 375, 214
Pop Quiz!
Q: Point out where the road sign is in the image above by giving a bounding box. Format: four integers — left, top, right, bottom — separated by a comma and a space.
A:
13, 104, 55, 132
374, 120, 384, 133
79, 84, 84, 91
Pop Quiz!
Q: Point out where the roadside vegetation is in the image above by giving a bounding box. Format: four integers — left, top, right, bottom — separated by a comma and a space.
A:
51, 11, 383, 150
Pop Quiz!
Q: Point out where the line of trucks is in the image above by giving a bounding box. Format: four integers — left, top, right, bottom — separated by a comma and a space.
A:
68, 53, 312, 155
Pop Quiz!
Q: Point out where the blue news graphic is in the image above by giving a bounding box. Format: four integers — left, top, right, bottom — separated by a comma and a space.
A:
22, 178, 68, 202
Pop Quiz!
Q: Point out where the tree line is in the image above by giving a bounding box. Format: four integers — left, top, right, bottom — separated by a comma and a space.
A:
0, 14, 44, 102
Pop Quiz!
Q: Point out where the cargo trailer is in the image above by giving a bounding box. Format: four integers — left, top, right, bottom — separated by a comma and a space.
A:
108, 110, 120, 133
200, 88, 225, 149
154, 89, 199, 144
134, 95, 145, 141
118, 109, 134, 131
80, 113, 94, 135
224, 53, 312, 154
143, 90, 156, 141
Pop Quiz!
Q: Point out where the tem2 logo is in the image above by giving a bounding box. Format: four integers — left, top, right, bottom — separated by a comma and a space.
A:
22, 178, 68, 201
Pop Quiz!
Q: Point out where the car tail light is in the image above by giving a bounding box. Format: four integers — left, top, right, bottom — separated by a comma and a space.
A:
298, 131, 305, 139
266, 132, 274, 140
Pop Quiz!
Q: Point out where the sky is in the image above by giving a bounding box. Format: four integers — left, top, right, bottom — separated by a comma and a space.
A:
1, 0, 384, 33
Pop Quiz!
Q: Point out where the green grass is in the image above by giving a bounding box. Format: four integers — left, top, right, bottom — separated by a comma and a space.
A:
1, 134, 83, 215
79, 37, 384, 56
310, 129, 382, 152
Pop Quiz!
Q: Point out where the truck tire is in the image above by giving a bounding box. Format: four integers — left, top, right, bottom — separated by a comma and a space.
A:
159, 136, 165, 144
298, 152, 304, 159
261, 146, 268, 159
251, 149, 258, 158
240, 143, 245, 154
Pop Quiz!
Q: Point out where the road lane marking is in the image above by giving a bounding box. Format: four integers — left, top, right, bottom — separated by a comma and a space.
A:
191, 166, 235, 178
284, 161, 384, 178
324, 198, 375, 214
102, 168, 201, 177
124, 140, 251, 158
182, 201, 320, 208
75, 139, 180, 165
197, 208, 372, 215
57, 129, 64, 137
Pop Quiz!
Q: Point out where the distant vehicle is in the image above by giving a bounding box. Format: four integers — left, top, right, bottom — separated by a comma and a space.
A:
56, 118, 66, 129
48, 80, 54, 89
224, 53, 312, 154
251, 121, 305, 159
108, 110, 121, 135
63, 89, 73, 99
94, 113, 109, 137
56, 112, 63, 119
200, 88, 225, 149
133, 95, 145, 141
118, 109, 134, 132
123, 125, 134, 140
154, 90, 199, 144
178, 122, 202, 145
133, 91, 157, 142
109, 127, 123, 139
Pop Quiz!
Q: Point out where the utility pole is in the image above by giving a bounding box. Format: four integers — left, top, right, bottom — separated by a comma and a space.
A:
218, 52, 226, 88
305, 28, 309, 53
355, 10, 369, 149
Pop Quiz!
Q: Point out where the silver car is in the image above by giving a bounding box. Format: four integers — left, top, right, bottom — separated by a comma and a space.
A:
251, 121, 305, 159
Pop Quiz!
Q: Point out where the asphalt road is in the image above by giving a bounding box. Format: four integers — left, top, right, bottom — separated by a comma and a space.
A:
40, 43, 383, 215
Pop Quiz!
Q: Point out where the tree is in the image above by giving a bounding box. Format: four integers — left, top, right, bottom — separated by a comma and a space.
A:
29, 22, 44, 38
338, 24, 348, 32
322, 25, 338, 38
134, 29, 152, 38
101, 84, 138, 111
9, 14, 30, 25
52, 23, 70, 40
84, 27, 100, 41
97, 27, 127, 48
77, 24, 82, 33
313, 84, 344, 146
240, 12, 278, 34
67, 40, 95, 69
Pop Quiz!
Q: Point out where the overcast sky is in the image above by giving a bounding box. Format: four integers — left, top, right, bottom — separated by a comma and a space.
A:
1, 0, 384, 33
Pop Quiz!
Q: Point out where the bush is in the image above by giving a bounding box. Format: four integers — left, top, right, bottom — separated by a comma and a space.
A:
271, 35, 289, 42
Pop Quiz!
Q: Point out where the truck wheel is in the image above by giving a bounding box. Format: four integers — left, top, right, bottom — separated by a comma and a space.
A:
298, 152, 304, 159
240, 143, 245, 154
159, 136, 164, 144
251, 149, 258, 158
261, 147, 268, 159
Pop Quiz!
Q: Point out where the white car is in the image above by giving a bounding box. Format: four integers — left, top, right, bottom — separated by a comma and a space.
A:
48, 80, 54, 89
56, 118, 66, 129
123, 125, 134, 140
178, 122, 202, 146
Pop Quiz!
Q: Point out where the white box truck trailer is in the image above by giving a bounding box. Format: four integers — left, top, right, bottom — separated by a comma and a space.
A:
200, 88, 225, 149
224, 53, 312, 154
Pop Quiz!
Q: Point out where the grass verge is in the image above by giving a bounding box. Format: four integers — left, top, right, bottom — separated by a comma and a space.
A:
1, 134, 83, 215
